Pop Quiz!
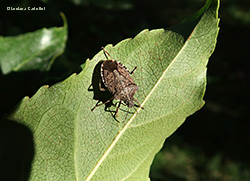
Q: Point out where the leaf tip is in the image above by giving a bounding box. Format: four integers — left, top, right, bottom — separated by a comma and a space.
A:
59, 12, 68, 29
24, 96, 30, 100
43, 85, 49, 89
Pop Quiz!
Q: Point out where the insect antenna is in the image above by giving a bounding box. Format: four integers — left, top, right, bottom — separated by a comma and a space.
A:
101, 47, 114, 60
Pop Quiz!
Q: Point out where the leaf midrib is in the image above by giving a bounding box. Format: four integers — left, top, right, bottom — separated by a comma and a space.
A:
85, 27, 197, 180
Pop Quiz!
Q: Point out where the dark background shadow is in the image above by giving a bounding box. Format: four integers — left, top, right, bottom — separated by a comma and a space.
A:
0, 118, 34, 181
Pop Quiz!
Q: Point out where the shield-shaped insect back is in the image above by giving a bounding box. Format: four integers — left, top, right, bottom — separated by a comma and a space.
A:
90, 47, 143, 121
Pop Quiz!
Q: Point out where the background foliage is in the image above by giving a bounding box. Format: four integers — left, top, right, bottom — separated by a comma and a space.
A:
0, 0, 249, 180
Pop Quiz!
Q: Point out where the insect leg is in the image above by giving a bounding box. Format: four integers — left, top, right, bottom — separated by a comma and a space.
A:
87, 84, 93, 91
133, 99, 144, 109
122, 108, 130, 123
91, 98, 113, 111
130, 66, 137, 74
114, 101, 122, 116
99, 78, 107, 92
120, 101, 127, 106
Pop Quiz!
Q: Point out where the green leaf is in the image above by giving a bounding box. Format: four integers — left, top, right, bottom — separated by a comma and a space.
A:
7, 0, 219, 180
0, 13, 67, 75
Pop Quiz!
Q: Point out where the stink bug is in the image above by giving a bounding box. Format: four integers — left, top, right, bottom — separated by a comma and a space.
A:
91, 47, 143, 116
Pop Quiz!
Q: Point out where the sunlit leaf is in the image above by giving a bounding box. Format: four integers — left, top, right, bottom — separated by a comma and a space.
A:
0, 13, 67, 74
8, 0, 219, 180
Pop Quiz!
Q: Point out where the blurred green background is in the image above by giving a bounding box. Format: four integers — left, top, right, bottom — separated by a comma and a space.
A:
0, 0, 249, 180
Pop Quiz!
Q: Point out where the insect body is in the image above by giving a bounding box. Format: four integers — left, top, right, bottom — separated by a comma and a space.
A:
101, 59, 139, 108
91, 47, 142, 116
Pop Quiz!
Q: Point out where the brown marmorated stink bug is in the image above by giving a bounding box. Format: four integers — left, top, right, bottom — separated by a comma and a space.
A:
91, 47, 143, 117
